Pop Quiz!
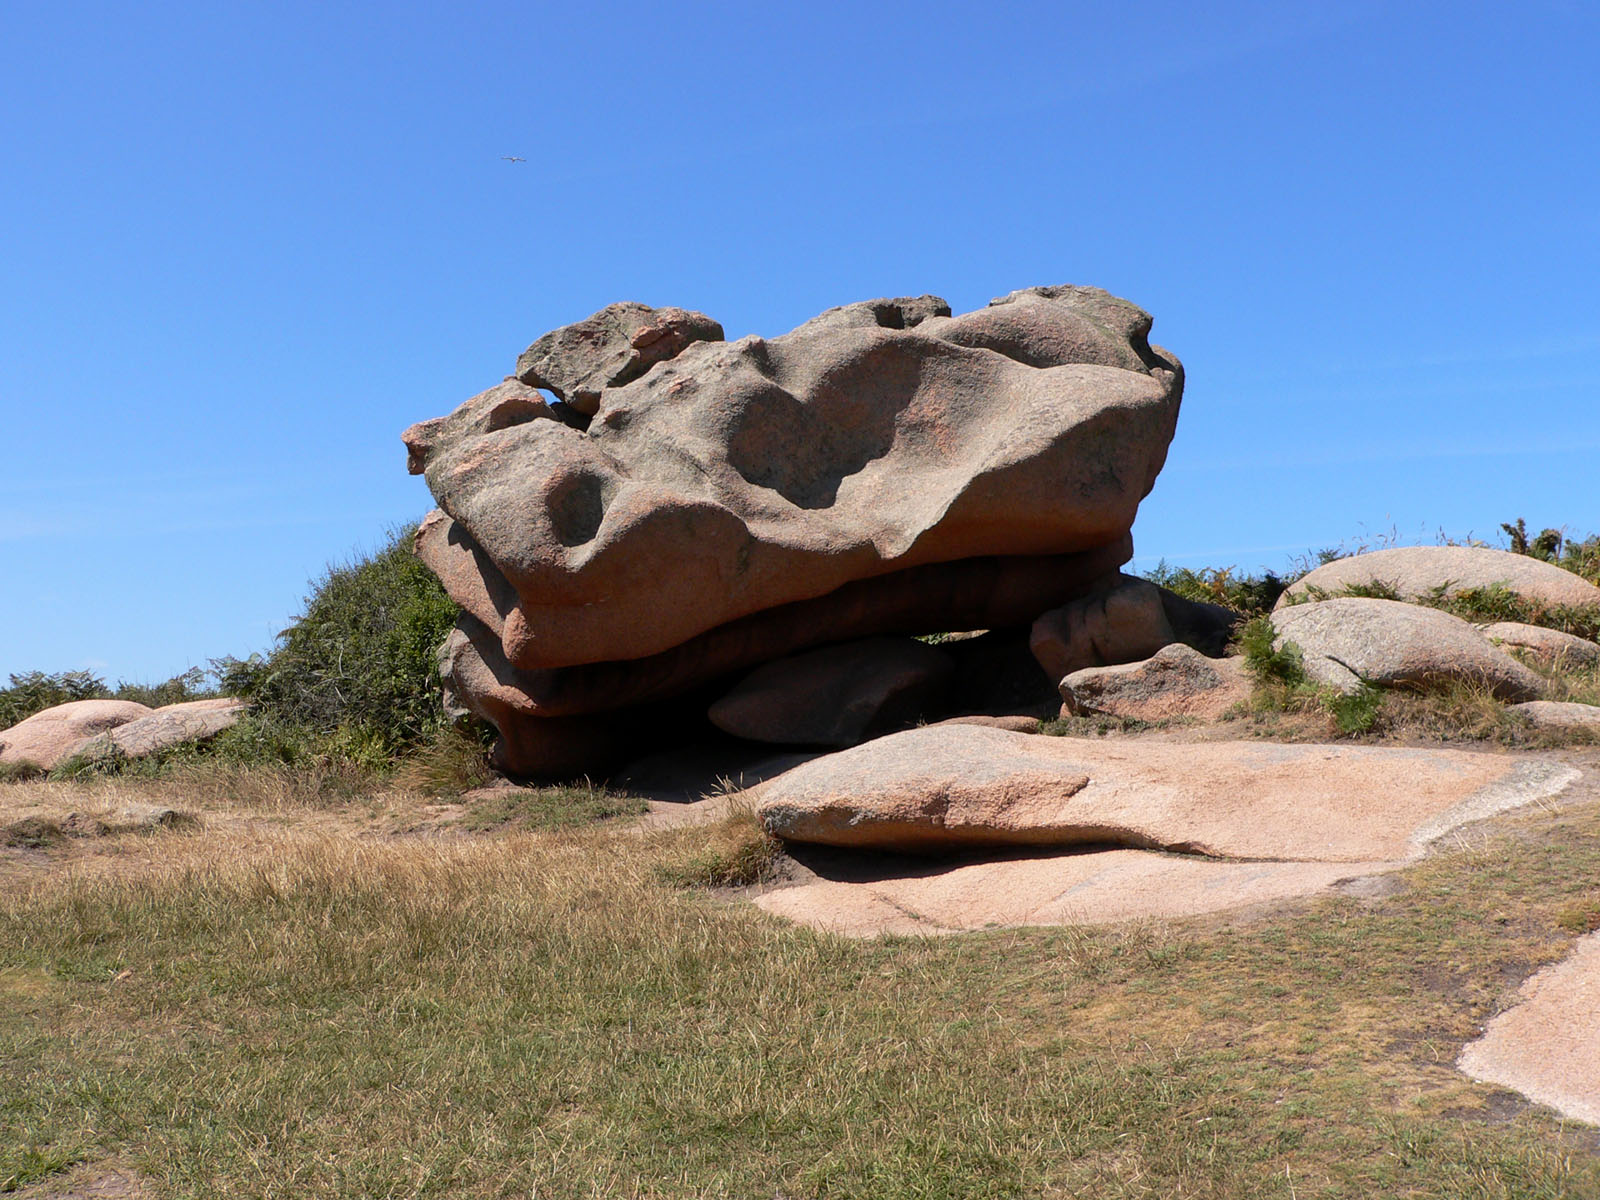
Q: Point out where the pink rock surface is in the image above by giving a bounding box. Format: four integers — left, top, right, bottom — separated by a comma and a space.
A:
754, 850, 1405, 936
754, 725, 1576, 858
0, 700, 152, 770
1458, 932, 1600, 1126
408, 288, 1182, 674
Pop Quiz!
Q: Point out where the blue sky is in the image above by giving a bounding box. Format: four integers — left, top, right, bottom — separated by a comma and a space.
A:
2, 0, 1596, 683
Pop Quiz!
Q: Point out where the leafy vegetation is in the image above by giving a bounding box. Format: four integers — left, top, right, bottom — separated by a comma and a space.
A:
1141, 562, 1290, 617
0, 667, 214, 731
460, 780, 648, 832
215, 523, 460, 758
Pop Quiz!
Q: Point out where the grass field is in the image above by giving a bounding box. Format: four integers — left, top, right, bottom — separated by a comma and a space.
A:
3, 754, 1600, 1199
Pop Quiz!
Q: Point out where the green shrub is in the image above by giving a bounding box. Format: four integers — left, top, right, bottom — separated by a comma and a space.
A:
0, 670, 110, 729
1326, 683, 1384, 735
1236, 616, 1305, 687
1142, 563, 1288, 617
215, 523, 459, 758
0, 667, 219, 731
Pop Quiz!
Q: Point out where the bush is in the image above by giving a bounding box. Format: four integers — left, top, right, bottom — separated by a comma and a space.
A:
1142, 563, 1288, 617
0, 667, 218, 731
215, 523, 459, 758
0, 670, 110, 729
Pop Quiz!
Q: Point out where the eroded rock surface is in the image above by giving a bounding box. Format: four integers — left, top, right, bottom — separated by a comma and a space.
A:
1270, 598, 1544, 699
1060, 644, 1251, 721
1280, 546, 1600, 611
1030, 573, 1238, 683
0, 700, 152, 770
754, 724, 1574, 857
405, 287, 1185, 775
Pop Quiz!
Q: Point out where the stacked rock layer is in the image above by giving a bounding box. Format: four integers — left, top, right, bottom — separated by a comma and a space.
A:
403, 286, 1186, 775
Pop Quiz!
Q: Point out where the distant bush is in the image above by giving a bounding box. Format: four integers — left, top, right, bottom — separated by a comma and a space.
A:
0, 670, 109, 729
1501, 517, 1600, 585
215, 523, 459, 758
1143, 563, 1290, 618
0, 667, 216, 731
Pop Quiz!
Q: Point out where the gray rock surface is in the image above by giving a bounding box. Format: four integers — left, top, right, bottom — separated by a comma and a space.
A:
1279, 546, 1600, 610
1508, 701, 1600, 731
1270, 597, 1544, 699
1060, 644, 1251, 721
708, 637, 954, 747
1482, 622, 1600, 669
754, 723, 1573, 857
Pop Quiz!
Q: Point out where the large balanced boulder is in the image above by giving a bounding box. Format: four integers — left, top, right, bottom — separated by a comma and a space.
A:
754, 724, 1573, 858
404, 286, 1185, 775
0, 700, 152, 770
1270, 598, 1544, 699
1279, 546, 1600, 611
1060, 643, 1251, 721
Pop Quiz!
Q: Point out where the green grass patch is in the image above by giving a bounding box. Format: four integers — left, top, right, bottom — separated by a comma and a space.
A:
460, 782, 648, 831
653, 811, 782, 888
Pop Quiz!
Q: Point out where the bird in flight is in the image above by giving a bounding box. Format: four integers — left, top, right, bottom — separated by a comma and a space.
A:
501, 155, 526, 163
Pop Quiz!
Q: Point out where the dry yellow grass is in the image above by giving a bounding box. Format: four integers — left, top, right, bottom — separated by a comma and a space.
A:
4, 757, 1600, 1197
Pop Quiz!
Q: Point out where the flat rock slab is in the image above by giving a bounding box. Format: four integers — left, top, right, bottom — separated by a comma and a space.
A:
1280, 546, 1600, 610
1510, 701, 1600, 731
1483, 622, 1600, 669
754, 850, 1406, 936
1458, 932, 1600, 1126
755, 725, 1577, 859
1271, 597, 1543, 699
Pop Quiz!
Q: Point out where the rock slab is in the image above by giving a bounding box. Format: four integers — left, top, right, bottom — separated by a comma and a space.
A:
755, 851, 1406, 936
708, 637, 954, 747
1270, 597, 1544, 699
1509, 701, 1600, 731
755, 724, 1575, 859
1459, 932, 1600, 1126
1060, 644, 1251, 721
0, 700, 152, 770
75, 701, 245, 761
1280, 546, 1600, 611
1482, 622, 1600, 669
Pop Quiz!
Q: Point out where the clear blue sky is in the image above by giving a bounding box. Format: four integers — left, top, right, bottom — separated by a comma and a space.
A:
3, 1, 1596, 684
